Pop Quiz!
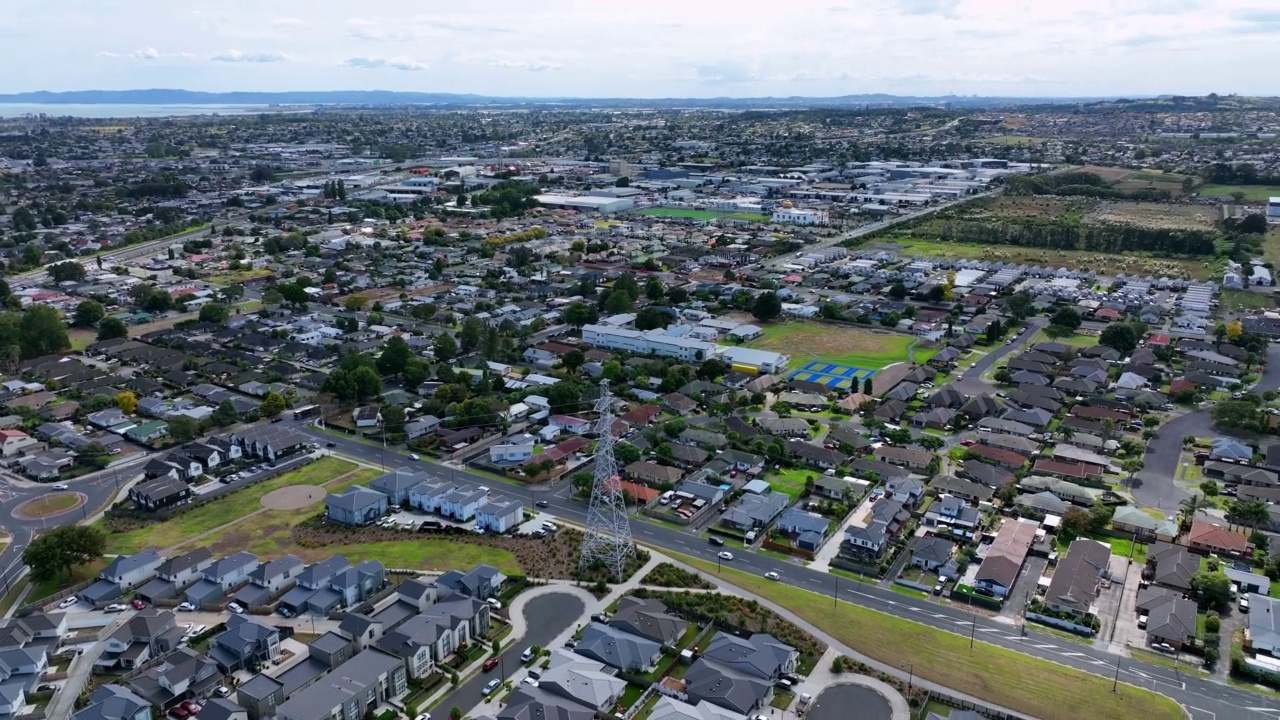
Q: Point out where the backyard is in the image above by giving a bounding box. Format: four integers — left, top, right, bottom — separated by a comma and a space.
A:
748, 322, 921, 369
679, 556, 1183, 720
768, 467, 817, 502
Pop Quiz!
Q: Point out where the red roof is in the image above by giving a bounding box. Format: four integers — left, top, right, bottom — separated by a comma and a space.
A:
620, 481, 660, 503
1147, 333, 1170, 346
1070, 405, 1130, 422
0, 430, 28, 440
1169, 378, 1196, 395
1033, 459, 1098, 479
969, 444, 1028, 467
1187, 521, 1249, 554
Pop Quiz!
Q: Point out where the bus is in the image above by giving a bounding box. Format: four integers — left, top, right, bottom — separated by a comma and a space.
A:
292, 404, 320, 421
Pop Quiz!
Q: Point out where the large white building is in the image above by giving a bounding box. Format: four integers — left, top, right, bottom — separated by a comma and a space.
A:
582, 324, 788, 372
534, 194, 634, 213
1268, 197, 1280, 219
771, 201, 828, 225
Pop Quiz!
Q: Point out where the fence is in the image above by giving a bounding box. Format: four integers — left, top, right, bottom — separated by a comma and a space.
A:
15, 578, 95, 617
762, 538, 816, 560
1025, 611, 1096, 637
895, 578, 935, 594
921, 689, 1033, 720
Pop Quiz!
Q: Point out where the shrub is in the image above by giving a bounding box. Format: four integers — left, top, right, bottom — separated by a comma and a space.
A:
1205, 613, 1221, 634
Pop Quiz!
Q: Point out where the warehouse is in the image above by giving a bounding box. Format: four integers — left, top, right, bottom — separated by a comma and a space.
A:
534, 194, 634, 213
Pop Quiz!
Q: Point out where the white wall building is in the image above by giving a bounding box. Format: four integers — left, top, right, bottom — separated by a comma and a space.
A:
1268, 197, 1280, 219
771, 206, 829, 225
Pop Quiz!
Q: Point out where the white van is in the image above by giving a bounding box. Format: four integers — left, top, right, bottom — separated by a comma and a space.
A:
541, 522, 558, 532
659, 490, 675, 505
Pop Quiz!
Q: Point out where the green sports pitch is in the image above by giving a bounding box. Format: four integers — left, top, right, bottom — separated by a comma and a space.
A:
634, 207, 769, 222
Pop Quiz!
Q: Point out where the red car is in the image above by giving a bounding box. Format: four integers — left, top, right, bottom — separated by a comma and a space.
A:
180, 701, 201, 714
959, 439, 975, 447
168, 707, 190, 720
131, 599, 147, 610
483, 657, 500, 672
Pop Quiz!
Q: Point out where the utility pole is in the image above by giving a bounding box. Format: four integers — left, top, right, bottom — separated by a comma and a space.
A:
832, 576, 838, 608
1112, 651, 1122, 692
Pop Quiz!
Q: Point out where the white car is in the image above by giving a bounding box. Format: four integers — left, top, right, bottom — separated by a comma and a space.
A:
717, 551, 734, 561
104, 604, 128, 613
520, 677, 539, 687
214, 686, 231, 698
52, 483, 68, 491
414, 715, 432, 720
764, 571, 780, 581
176, 602, 196, 611
58, 596, 78, 609
228, 602, 245, 614
521, 647, 535, 662
407, 453, 420, 461
483, 679, 501, 695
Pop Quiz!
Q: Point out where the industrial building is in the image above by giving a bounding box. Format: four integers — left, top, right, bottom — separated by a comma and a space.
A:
534, 194, 635, 213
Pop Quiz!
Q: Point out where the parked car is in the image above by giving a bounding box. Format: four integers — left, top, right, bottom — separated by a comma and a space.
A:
228, 602, 245, 614
58, 596, 78, 609
1240, 595, 1251, 613
483, 679, 501, 695
176, 602, 196, 612
487, 598, 502, 610
278, 607, 294, 618
36, 683, 59, 693
414, 714, 432, 720
130, 598, 147, 610
483, 657, 500, 672
180, 701, 201, 714
520, 647, 535, 662
1137, 615, 1148, 629
168, 707, 190, 719
520, 677, 539, 687
709, 536, 724, 547
214, 686, 231, 698
104, 604, 128, 613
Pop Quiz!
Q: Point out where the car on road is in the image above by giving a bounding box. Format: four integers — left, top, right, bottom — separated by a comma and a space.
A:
483, 679, 501, 696
708, 536, 724, 547
483, 657, 500, 672
414, 714, 432, 720
535, 500, 549, 508
520, 647, 535, 662
104, 604, 128, 613
717, 551, 734, 561
131, 598, 147, 610
176, 602, 196, 612
52, 484, 68, 491
407, 453, 420, 461
764, 571, 780, 581
58, 596, 78, 609
326, 442, 337, 447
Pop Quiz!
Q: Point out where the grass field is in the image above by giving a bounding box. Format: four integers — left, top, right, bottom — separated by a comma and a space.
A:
1198, 184, 1280, 202
205, 268, 274, 285
749, 323, 916, 369
1220, 289, 1275, 313
104, 457, 362, 553
679, 556, 1183, 720
768, 468, 816, 501
635, 207, 769, 222
17, 493, 81, 518
877, 237, 1221, 281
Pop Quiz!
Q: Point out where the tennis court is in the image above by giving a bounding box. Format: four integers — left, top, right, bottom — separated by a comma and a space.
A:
786, 361, 876, 390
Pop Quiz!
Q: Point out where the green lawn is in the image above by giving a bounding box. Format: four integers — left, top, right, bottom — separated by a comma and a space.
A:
104, 457, 361, 553
678, 555, 1183, 720
768, 467, 816, 501
1197, 184, 1280, 202
749, 322, 916, 369
1220, 289, 1275, 313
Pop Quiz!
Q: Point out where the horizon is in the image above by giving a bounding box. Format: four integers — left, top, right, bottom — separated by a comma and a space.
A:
5, 0, 1280, 97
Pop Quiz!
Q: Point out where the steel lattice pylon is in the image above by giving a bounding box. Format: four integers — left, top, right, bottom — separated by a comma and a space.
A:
578, 379, 635, 580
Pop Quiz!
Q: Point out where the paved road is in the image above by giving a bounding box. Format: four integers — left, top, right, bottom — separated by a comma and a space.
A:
810, 684, 894, 720
433, 592, 585, 715
296, 424, 1278, 719
1133, 344, 1280, 510
961, 317, 1047, 380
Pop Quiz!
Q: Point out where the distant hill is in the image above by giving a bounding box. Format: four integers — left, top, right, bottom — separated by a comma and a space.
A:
0, 88, 1135, 109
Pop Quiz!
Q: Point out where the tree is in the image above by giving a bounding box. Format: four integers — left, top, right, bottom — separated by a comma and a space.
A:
1228, 499, 1271, 532
22, 525, 106, 583
562, 301, 599, 327
1191, 571, 1233, 612
48, 260, 86, 283
561, 349, 585, 375
1226, 320, 1244, 342
863, 376, 874, 395
1088, 504, 1114, 532
1050, 307, 1082, 331
351, 367, 382, 400
667, 286, 688, 305
615, 443, 641, 465
634, 307, 670, 331
167, 414, 200, 442
1178, 493, 1202, 532
459, 317, 484, 354
260, 392, 287, 418
1006, 291, 1035, 320
73, 300, 105, 328
645, 276, 665, 302
1060, 507, 1090, 539
376, 336, 412, 376
603, 290, 633, 314
344, 295, 368, 311
433, 333, 457, 361
698, 358, 726, 381
115, 390, 138, 414
262, 288, 284, 307
993, 368, 1013, 384
887, 282, 907, 300
382, 404, 406, 434
198, 303, 231, 325
450, 706, 464, 720
1099, 323, 1139, 355
1044, 324, 1074, 339
211, 399, 239, 427
1212, 399, 1258, 430
751, 292, 782, 322
402, 359, 431, 389
18, 306, 70, 358
918, 435, 945, 451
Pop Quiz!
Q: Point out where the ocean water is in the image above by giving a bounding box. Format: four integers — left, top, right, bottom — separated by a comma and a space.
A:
0, 104, 283, 118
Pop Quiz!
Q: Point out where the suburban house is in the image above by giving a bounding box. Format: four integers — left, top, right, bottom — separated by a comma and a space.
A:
72, 685, 153, 720
232, 555, 305, 609
974, 520, 1038, 599
475, 497, 525, 533
1144, 594, 1198, 650
576, 622, 663, 673
368, 469, 426, 506
1248, 595, 1280, 655
129, 476, 193, 511
436, 565, 506, 600
1111, 506, 1178, 542
911, 536, 955, 572
1146, 543, 1199, 592
276, 648, 407, 720
376, 592, 491, 678
1043, 539, 1110, 619
101, 549, 165, 592
684, 632, 796, 715
95, 610, 184, 672
1187, 521, 1250, 556
185, 551, 260, 609
773, 507, 830, 551
208, 615, 281, 673
325, 486, 390, 526
608, 597, 687, 647
135, 548, 213, 604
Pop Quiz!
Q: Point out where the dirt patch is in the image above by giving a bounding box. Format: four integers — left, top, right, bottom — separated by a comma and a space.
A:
261, 486, 326, 510
1086, 201, 1217, 231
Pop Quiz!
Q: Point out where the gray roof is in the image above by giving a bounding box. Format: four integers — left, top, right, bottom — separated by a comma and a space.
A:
684, 657, 771, 715
102, 549, 163, 579
701, 632, 793, 680
326, 485, 388, 511
276, 648, 403, 718
536, 649, 625, 710
74, 684, 153, 720
608, 596, 686, 645
1250, 595, 1280, 651
575, 623, 661, 672
194, 698, 248, 720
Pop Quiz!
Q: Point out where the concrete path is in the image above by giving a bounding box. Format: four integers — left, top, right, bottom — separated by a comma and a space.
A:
45, 616, 124, 720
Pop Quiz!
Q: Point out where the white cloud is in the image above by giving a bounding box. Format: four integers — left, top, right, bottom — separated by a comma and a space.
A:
131, 46, 161, 60
489, 59, 562, 72
210, 49, 289, 63
345, 18, 385, 40
270, 17, 304, 27
343, 56, 428, 71
95, 51, 122, 58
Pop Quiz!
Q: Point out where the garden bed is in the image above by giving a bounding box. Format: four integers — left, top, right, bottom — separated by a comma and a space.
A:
641, 563, 716, 589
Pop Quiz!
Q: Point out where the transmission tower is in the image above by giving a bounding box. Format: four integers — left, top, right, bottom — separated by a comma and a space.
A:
578, 379, 635, 580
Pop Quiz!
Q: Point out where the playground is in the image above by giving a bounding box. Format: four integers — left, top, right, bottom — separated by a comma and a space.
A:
787, 361, 876, 390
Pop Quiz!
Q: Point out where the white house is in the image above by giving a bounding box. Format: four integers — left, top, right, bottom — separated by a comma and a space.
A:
439, 487, 489, 521
0, 430, 38, 457
476, 497, 525, 533
771, 205, 828, 225
489, 442, 535, 464
352, 406, 382, 428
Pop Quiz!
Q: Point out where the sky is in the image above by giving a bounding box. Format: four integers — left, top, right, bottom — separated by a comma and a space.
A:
3, 0, 1280, 98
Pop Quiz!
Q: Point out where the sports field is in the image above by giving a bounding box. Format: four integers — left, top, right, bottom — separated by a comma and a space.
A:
749, 322, 925, 369
1197, 184, 1280, 202
635, 207, 769, 222
786, 360, 875, 390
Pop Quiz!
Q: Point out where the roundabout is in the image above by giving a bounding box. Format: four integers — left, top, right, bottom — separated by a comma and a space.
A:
13, 492, 86, 521
808, 682, 900, 720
